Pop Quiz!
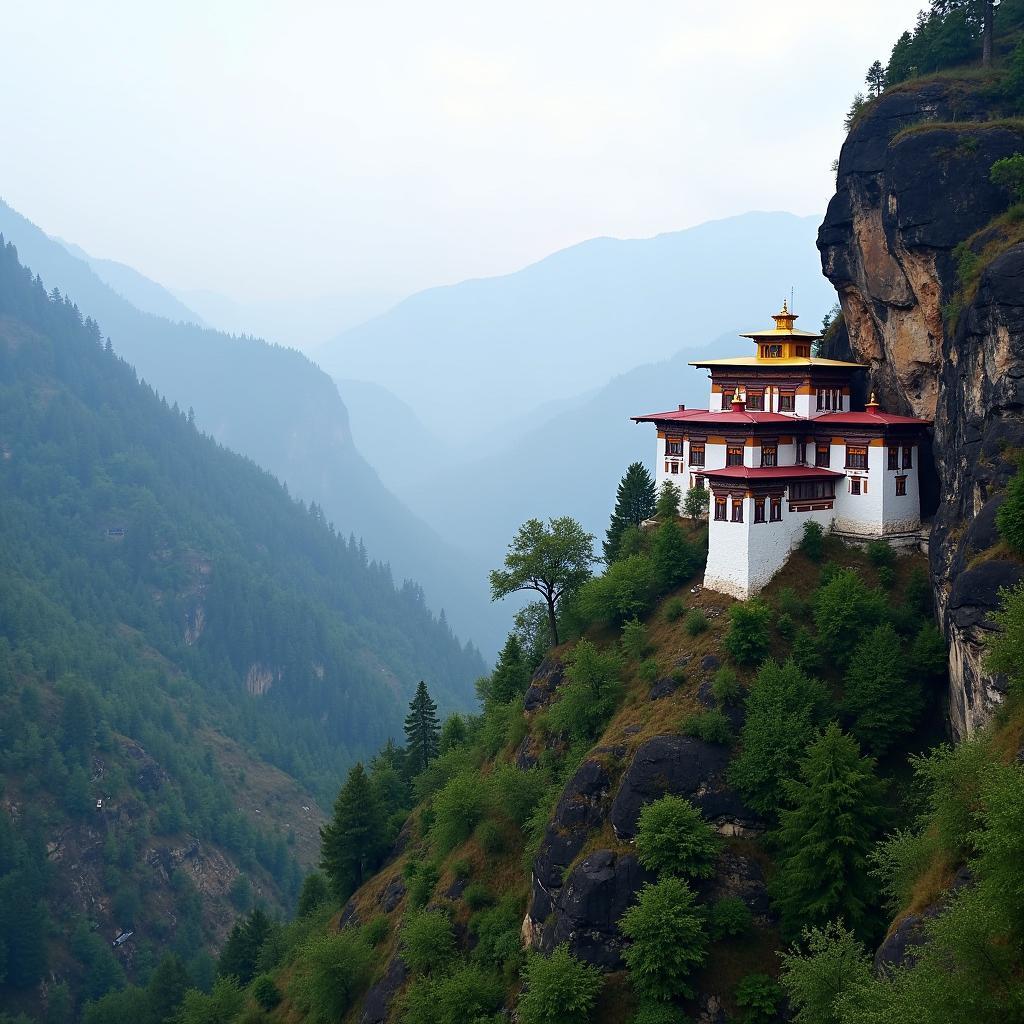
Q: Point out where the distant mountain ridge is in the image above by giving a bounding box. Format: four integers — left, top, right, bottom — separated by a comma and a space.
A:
319, 211, 835, 446
0, 198, 499, 655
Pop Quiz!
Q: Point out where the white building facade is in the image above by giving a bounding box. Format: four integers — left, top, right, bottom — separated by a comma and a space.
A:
634, 304, 930, 600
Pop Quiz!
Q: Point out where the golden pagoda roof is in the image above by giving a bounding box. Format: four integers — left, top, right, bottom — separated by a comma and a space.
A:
740, 299, 822, 340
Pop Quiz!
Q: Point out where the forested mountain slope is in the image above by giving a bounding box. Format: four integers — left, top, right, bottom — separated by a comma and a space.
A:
0, 200, 496, 655
0, 239, 483, 1019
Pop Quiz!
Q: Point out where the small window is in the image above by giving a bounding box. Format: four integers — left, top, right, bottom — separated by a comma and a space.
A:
746, 393, 764, 411
770, 497, 782, 521
692, 474, 705, 490
779, 394, 795, 412
791, 480, 836, 501
896, 476, 907, 496
903, 446, 913, 469
722, 391, 734, 406
731, 499, 744, 523
714, 496, 727, 521
754, 498, 766, 523
768, 344, 782, 357
670, 462, 679, 474
726, 446, 744, 467
846, 445, 868, 470
761, 445, 778, 468
689, 444, 705, 467
888, 446, 899, 471
815, 444, 831, 468
850, 478, 861, 495
666, 438, 683, 456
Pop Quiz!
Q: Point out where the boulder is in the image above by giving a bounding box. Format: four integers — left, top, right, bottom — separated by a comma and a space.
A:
524, 655, 565, 712
701, 850, 772, 924
648, 677, 679, 701
359, 956, 408, 1024
378, 876, 406, 913
540, 849, 653, 968
610, 735, 760, 839
700, 655, 721, 672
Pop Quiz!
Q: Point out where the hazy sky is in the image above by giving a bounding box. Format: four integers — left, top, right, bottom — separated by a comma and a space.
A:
1, 1, 922, 306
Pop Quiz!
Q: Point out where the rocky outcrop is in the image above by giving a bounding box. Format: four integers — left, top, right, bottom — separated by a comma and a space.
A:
523, 655, 564, 712
538, 850, 652, 968
609, 736, 760, 839
359, 956, 408, 1024
819, 80, 1024, 736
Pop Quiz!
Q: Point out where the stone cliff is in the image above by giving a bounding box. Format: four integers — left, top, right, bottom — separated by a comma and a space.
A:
818, 77, 1024, 736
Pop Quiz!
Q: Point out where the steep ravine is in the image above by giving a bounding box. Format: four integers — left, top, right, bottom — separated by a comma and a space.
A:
818, 78, 1024, 737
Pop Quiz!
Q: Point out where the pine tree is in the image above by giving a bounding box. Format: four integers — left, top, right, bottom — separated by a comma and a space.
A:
604, 462, 657, 562
842, 623, 922, 756
650, 520, 699, 593
320, 763, 386, 900
146, 953, 191, 1022
485, 634, 532, 704
770, 723, 886, 937
865, 59, 886, 96
404, 682, 441, 774
654, 479, 681, 520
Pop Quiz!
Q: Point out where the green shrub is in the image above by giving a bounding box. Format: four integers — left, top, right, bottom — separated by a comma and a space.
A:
621, 878, 708, 1001
362, 915, 389, 947
651, 520, 701, 592
632, 1002, 688, 1024
401, 910, 456, 974
779, 922, 872, 1024
635, 795, 720, 878
996, 455, 1024, 554
401, 963, 505, 1024
404, 860, 440, 908
680, 709, 733, 745
866, 539, 895, 568
470, 894, 525, 972
621, 617, 652, 660
876, 565, 896, 589
905, 566, 932, 618
476, 819, 506, 856
463, 881, 493, 911
431, 771, 487, 853
724, 600, 773, 666
735, 973, 784, 1024
791, 626, 822, 675
574, 554, 657, 625
517, 944, 604, 1024
685, 608, 708, 636
450, 858, 471, 880
708, 896, 753, 939
776, 586, 807, 619
776, 611, 796, 640
664, 596, 686, 622
800, 521, 825, 561
251, 974, 281, 1010
544, 678, 623, 742
489, 763, 549, 828
639, 657, 660, 683
910, 623, 948, 682
711, 667, 742, 706
991, 152, 1024, 201
869, 827, 937, 915
813, 568, 887, 666
288, 932, 374, 1023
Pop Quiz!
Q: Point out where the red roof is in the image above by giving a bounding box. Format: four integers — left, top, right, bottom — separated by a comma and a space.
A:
814, 411, 930, 426
701, 465, 845, 481
632, 409, 794, 426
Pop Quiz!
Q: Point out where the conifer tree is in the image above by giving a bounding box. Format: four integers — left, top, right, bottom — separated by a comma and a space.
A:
320, 763, 386, 900
604, 462, 657, 562
655, 479, 681, 521
682, 485, 710, 520
650, 520, 699, 592
865, 59, 886, 95
404, 682, 441, 774
484, 633, 532, 704
770, 723, 886, 938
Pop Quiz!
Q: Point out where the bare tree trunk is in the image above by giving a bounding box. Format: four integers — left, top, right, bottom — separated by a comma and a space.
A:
983, 0, 994, 67
546, 593, 559, 648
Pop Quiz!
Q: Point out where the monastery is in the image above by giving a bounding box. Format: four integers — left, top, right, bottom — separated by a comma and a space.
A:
633, 303, 931, 599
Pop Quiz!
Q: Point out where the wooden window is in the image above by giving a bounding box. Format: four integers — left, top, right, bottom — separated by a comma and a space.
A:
768, 344, 782, 357
850, 478, 861, 495
722, 390, 734, 406
846, 445, 868, 470
770, 497, 782, 521
726, 446, 744, 467
903, 445, 913, 469
731, 499, 744, 523
815, 444, 831, 468
666, 438, 683, 456
816, 389, 823, 411
888, 445, 899, 470
714, 496, 727, 521
746, 393, 764, 411
791, 480, 836, 501
689, 444, 705, 467
761, 445, 778, 468
670, 462, 679, 474
896, 476, 907, 496
779, 394, 795, 412
692, 473, 705, 490
754, 497, 766, 523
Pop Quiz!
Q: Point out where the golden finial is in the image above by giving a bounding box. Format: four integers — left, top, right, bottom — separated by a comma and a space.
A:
866, 391, 881, 412
781, 298, 788, 314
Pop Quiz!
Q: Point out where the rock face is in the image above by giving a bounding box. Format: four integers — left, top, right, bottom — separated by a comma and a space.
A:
523, 655, 565, 712
359, 956, 408, 1024
819, 80, 1024, 736
610, 735, 760, 839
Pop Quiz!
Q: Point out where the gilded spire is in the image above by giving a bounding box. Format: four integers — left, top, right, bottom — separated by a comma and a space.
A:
866, 391, 881, 413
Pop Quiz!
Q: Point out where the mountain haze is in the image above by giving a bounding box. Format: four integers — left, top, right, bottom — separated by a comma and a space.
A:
0, 199, 498, 654
320, 212, 835, 445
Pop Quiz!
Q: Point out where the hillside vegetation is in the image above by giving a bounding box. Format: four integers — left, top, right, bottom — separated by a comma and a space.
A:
0, 239, 483, 1020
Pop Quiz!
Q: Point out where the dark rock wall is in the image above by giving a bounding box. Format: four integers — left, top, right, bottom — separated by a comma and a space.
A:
818, 81, 1024, 736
